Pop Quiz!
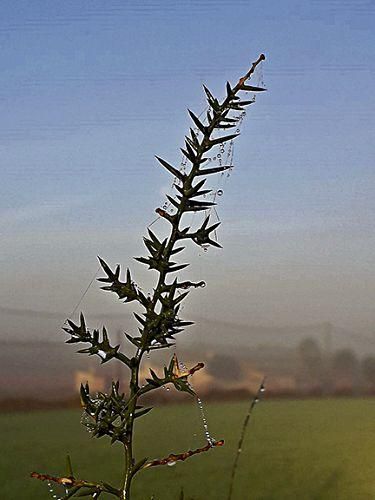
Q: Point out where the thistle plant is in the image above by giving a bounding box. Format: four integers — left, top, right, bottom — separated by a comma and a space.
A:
31, 53, 266, 500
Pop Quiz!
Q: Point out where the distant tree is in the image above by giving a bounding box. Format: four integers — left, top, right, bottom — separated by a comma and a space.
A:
298, 338, 324, 390
332, 349, 358, 375
361, 356, 375, 391
207, 354, 243, 382
332, 348, 359, 394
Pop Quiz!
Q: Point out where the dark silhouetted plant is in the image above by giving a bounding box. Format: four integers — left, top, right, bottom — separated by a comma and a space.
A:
31, 53, 266, 500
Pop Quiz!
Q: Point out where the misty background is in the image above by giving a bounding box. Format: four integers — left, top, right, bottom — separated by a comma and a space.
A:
1, 1, 375, 403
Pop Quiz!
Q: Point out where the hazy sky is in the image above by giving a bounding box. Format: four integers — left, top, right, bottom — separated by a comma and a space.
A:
1, 0, 375, 342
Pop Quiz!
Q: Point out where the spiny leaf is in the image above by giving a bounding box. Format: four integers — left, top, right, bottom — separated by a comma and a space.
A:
186, 199, 216, 208
167, 263, 189, 273
134, 312, 146, 326
134, 256, 151, 266
221, 116, 238, 123
209, 133, 239, 147
170, 246, 185, 255
188, 109, 206, 134
185, 136, 199, 152
226, 81, 232, 97
97, 256, 113, 277
228, 100, 255, 110
125, 333, 141, 347
155, 156, 185, 181
180, 147, 196, 164
203, 85, 215, 103
197, 165, 233, 176
184, 205, 214, 212
241, 84, 266, 92
215, 123, 236, 129
166, 195, 180, 209
189, 128, 200, 147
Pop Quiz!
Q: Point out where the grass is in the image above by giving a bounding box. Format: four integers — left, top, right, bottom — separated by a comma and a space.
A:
1, 398, 374, 499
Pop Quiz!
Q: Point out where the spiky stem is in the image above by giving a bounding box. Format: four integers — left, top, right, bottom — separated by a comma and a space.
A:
32, 53, 266, 500
120, 54, 266, 499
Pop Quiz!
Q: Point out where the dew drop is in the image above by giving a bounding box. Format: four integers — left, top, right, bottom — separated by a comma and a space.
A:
196, 396, 214, 446
168, 461, 176, 467
217, 189, 223, 196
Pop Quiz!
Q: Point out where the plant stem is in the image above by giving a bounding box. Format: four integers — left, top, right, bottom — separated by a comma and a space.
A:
119, 53, 266, 499
120, 359, 140, 499
227, 378, 265, 500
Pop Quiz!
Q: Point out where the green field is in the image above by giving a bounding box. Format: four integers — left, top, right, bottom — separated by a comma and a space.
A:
1, 399, 374, 499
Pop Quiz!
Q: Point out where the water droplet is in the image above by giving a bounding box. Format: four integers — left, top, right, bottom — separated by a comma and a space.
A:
217, 153, 221, 158
168, 461, 176, 467
166, 387, 170, 392
260, 386, 266, 393
196, 396, 214, 446
217, 189, 223, 196
98, 349, 107, 360
200, 281, 206, 288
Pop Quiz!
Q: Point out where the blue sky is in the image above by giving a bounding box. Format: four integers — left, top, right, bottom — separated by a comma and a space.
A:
1, 0, 375, 341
